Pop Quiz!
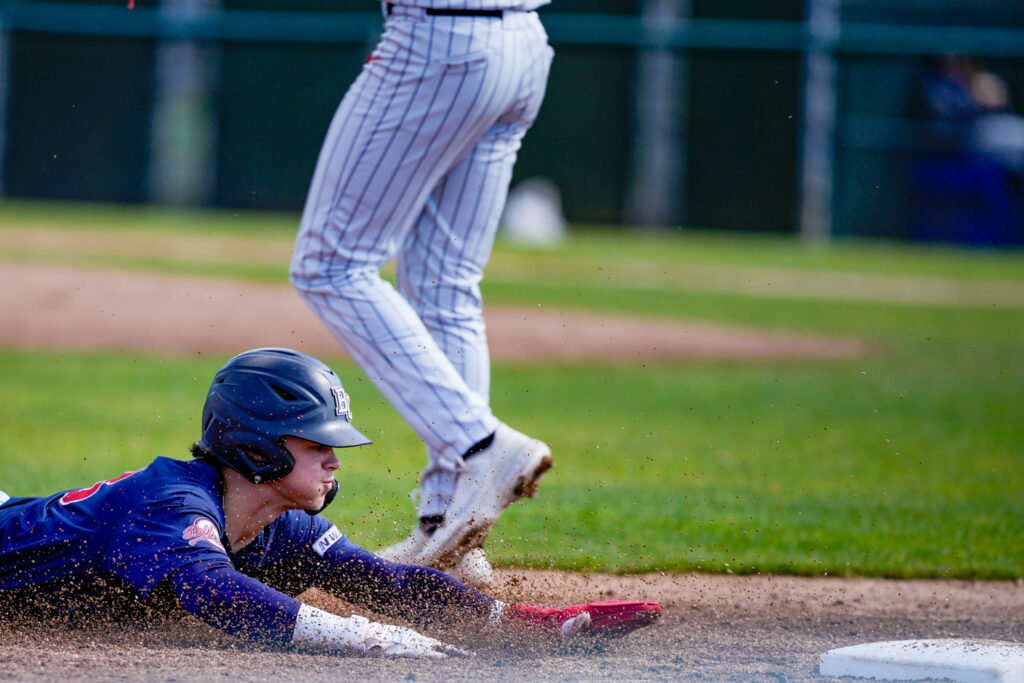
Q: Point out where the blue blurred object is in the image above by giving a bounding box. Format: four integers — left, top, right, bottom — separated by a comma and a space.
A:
908, 153, 1021, 246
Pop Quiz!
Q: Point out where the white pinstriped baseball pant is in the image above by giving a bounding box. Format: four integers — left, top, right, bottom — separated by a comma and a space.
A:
291, 5, 553, 517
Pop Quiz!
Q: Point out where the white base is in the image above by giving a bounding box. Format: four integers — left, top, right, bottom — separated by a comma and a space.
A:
820, 639, 1024, 683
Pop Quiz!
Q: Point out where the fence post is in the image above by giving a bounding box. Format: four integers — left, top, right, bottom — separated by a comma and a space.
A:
798, 0, 839, 243
624, 0, 690, 229
147, 0, 220, 206
0, 23, 8, 198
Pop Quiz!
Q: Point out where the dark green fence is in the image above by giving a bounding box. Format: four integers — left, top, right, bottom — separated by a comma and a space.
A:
1, 0, 1023, 243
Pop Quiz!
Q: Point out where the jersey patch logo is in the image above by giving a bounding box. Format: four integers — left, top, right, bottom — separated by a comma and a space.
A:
182, 517, 226, 552
331, 386, 353, 421
313, 525, 343, 556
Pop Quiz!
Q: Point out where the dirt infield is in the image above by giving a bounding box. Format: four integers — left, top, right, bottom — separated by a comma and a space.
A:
1, 262, 1020, 681
1, 570, 1021, 682
0, 262, 869, 361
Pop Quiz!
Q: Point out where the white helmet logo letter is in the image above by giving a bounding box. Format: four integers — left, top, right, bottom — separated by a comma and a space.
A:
331, 386, 353, 421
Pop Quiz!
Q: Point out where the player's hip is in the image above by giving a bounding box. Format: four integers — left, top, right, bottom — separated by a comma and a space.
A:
377, 4, 550, 65
357, 21, 552, 126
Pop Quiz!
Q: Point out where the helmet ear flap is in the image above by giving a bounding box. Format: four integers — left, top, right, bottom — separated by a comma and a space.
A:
211, 423, 295, 484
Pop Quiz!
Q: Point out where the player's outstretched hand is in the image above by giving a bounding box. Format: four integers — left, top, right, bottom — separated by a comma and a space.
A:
294, 607, 471, 659
363, 620, 470, 658
506, 600, 663, 639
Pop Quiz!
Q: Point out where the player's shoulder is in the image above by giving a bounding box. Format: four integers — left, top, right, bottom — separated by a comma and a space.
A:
136, 456, 222, 506
146, 455, 215, 477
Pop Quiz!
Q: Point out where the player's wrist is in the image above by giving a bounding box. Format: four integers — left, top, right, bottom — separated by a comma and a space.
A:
487, 600, 509, 627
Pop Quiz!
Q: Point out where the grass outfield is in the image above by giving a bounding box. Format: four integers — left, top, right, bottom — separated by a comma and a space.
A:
1, 201, 1022, 580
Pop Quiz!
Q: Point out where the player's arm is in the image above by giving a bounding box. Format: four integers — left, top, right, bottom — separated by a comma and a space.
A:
167, 559, 463, 658
311, 542, 499, 629
310, 541, 662, 640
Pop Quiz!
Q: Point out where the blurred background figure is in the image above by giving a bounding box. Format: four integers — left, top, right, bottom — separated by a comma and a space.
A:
909, 54, 1023, 246
970, 69, 1024, 181
500, 177, 569, 248
917, 55, 981, 133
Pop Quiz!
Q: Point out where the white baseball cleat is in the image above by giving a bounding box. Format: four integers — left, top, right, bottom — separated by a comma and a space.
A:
376, 525, 431, 565
378, 529, 495, 587
417, 423, 554, 570
445, 547, 495, 587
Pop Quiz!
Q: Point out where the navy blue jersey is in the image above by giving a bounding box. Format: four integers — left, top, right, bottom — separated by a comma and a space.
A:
0, 457, 358, 599
0, 457, 494, 644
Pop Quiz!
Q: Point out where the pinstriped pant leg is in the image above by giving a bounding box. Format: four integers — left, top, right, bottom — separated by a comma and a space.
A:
395, 16, 553, 516
292, 9, 552, 517
292, 17, 507, 471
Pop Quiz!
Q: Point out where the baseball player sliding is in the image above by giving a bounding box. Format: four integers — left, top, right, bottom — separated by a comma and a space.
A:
290, 1, 555, 585
0, 349, 661, 657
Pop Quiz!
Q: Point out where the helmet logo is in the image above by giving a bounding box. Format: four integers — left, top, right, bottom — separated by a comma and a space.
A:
331, 386, 353, 421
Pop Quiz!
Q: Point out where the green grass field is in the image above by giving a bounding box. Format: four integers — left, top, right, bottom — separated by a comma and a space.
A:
1, 201, 1021, 580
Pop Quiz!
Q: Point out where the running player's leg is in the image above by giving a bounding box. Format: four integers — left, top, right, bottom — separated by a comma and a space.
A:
397, 12, 554, 408
390, 19, 555, 567
395, 126, 525, 519
291, 13, 516, 469
294, 10, 554, 576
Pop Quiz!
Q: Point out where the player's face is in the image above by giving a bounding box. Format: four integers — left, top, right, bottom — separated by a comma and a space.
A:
274, 436, 341, 511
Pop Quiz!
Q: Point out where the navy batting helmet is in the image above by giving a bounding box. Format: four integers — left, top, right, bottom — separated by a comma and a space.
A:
197, 347, 371, 484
